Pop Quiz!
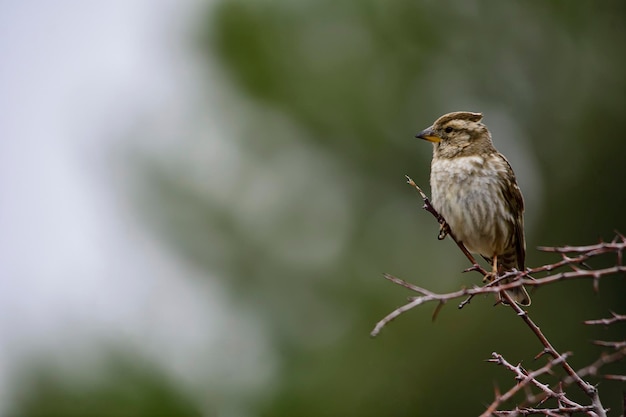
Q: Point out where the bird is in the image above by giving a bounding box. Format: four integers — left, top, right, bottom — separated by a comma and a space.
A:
415, 111, 531, 306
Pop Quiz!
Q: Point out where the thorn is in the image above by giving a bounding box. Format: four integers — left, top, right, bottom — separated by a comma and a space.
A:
458, 295, 472, 309
534, 348, 550, 360
431, 301, 445, 322
557, 381, 564, 393
493, 382, 501, 398
537, 394, 550, 406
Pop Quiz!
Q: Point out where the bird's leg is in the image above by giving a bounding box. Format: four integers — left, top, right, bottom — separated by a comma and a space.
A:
483, 254, 499, 283
492, 255, 499, 276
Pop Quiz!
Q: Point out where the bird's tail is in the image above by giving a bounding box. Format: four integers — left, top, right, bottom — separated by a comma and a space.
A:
499, 283, 531, 306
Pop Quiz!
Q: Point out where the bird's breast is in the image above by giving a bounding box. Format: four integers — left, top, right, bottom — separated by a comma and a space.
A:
429, 156, 514, 256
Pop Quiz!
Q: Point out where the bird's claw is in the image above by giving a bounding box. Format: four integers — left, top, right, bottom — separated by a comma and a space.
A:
483, 272, 496, 283
438, 223, 450, 240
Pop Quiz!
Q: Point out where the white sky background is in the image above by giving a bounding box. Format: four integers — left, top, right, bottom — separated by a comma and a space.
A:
0, 1, 272, 414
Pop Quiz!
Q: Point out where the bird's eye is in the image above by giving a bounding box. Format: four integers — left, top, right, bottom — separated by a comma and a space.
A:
444, 127, 453, 133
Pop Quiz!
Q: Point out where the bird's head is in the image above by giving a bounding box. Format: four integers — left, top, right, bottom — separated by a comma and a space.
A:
416, 111, 496, 158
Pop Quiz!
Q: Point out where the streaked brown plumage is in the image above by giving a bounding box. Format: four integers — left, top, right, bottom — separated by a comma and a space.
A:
416, 111, 530, 306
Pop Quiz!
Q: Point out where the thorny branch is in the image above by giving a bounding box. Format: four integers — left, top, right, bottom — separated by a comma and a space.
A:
489, 318, 626, 416
481, 352, 586, 417
372, 177, 625, 416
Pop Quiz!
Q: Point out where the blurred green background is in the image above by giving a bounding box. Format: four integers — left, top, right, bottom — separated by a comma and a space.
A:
3, 0, 625, 416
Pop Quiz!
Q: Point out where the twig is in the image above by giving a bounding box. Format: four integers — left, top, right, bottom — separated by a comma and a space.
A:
537, 241, 626, 254
405, 176, 487, 275
584, 312, 626, 326
570, 348, 626, 382
511, 341, 625, 411
481, 352, 583, 417
369, 268, 626, 338
499, 291, 605, 415
493, 406, 598, 416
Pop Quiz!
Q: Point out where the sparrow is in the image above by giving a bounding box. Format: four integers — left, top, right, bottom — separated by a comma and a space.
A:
416, 111, 531, 306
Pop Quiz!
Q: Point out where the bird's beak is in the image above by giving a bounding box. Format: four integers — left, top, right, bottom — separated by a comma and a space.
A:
415, 127, 441, 143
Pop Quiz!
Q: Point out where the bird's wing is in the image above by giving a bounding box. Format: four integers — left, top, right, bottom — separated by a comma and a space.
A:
498, 154, 526, 270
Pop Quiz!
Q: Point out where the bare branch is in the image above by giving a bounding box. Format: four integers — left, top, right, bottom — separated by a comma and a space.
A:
584, 312, 626, 326
591, 340, 626, 349
568, 348, 626, 382
372, 179, 626, 416
537, 238, 626, 254
481, 352, 583, 417
371, 256, 626, 337
493, 406, 599, 416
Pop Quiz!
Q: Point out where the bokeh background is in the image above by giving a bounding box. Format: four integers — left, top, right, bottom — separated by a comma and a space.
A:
1, 0, 625, 416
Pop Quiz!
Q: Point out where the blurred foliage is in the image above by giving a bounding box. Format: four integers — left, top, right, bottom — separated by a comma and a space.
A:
12, 0, 626, 416
10, 352, 203, 417
200, 0, 626, 415
161, 0, 626, 415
